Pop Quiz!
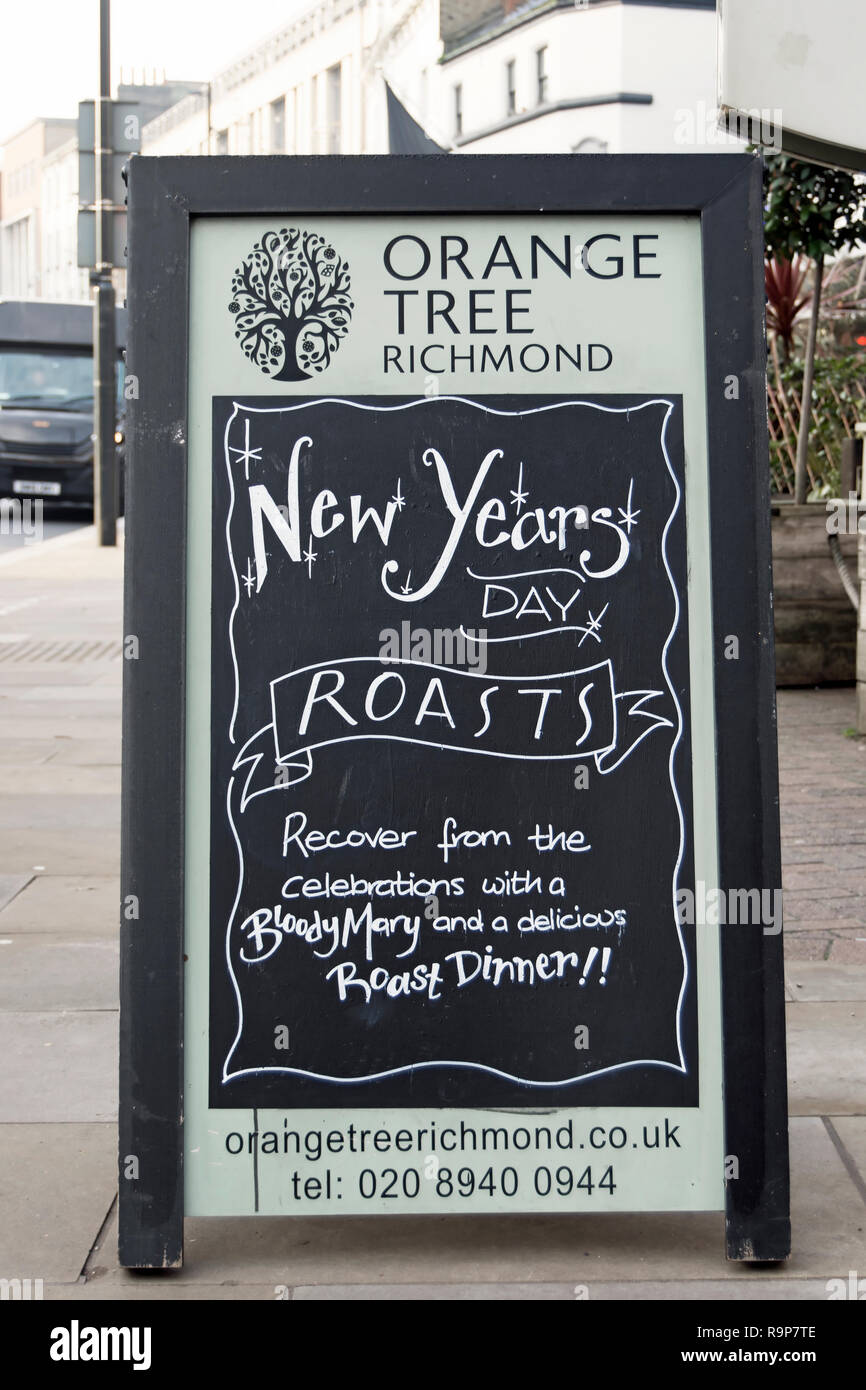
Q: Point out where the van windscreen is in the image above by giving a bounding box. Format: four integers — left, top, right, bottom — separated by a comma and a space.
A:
0, 349, 94, 410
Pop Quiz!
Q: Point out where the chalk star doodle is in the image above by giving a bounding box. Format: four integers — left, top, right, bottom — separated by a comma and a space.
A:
228, 417, 262, 481
618, 479, 640, 534
577, 602, 610, 646
303, 538, 317, 579
242, 558, 256, 597
510, 461, 529, 514
391, 479, 405, 511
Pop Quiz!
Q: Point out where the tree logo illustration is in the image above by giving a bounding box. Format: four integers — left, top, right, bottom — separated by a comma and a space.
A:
229, 229, 353, 381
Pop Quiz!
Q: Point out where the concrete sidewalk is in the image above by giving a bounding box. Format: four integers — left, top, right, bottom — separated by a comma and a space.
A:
0, 526, 864, 1301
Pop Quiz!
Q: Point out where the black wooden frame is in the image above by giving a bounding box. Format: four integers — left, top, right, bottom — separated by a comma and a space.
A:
119, 153, 789, 1267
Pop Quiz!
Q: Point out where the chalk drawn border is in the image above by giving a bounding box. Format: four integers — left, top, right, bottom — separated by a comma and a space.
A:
217, 395, 688, 1089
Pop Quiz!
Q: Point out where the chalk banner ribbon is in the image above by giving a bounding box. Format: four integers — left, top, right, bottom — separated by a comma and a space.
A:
233, 658, 672, 808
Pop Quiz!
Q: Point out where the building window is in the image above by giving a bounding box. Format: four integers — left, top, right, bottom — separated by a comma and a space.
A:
326, 64, 341, 154
311, 74, 319, 153
506, 60, 516, 117
270, 97, 286, 153
215, 128, 228, 155
237, 115, 253, 156
536, 47, 548, 106
454, 84, 463, 138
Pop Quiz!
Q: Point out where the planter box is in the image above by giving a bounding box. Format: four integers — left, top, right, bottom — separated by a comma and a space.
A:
771, 501, 858, 687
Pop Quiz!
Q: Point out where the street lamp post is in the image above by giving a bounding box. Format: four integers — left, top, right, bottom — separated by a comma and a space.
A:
93, 0, 117, 547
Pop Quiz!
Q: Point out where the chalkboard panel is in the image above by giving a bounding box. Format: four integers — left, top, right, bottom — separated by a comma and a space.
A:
209, 393, 696, 1108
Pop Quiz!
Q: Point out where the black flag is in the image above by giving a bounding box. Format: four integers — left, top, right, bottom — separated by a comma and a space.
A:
385, 81, 448, 154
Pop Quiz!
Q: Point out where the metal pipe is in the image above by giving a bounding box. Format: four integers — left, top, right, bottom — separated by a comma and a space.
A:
94, 0, 117, 545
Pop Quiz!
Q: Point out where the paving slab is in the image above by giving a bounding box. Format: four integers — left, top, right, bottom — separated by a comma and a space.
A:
781, 843, 866, 861
0, 875, 118, 936
784, 935, 837, 962
46, 740, 122, 767
0, 687, 123, 706
777, 692, 854, 724
0, 1124, 115, 1283
0, 794, 119, 830
0, 739, 56, 764
0, 1011, 117, 1122
783, 921, 866, 936
0, 829, 120, 876
783, 897, 864, 923
826, 935, 866, 963
786, 1004, 866, 1115
782, 867, 866, 894
0, 765, 120, 796
0, 938, 118, 1011
0, 761, 120, 798
0, 872, 32, 912
81, 1117, 865, 1289
0, 668, 112, 688
830, 1118, 866, 1193
0, 719, 122, 743
785, 963, 866, 1002
50, 1281, 282, 1301
290, 1278, 834, 1301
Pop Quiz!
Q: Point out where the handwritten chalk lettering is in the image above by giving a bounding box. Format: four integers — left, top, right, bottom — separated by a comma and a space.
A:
270, 659, 615, 764
248, 434, 400, 592
438, 817, 511, 865
238, 423, 635, 605
326, 959, 445, 1002
527, 824, 591, 853
446, 944, 613, 989
481, 579, 583, 623
240, 902, 424, 965
280, 872, 464, 901
383, 460, 632, 601
432, 913, 486, 934
481, 871, 545, 895
282, 811, 416, 858
517, 907, 627, 932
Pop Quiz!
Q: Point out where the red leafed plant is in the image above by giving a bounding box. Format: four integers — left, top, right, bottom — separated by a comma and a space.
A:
765, 255, 811, 363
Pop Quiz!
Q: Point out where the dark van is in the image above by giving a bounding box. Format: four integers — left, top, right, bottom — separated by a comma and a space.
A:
0, 298, 127, 508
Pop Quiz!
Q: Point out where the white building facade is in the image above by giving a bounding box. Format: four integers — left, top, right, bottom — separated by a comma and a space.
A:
0, 83, 203, 302
0, 118, 77, 299
40, 136, 90, 303
142, 0, 443, 158
443, 0, 727, 155
141, 0, 734, 161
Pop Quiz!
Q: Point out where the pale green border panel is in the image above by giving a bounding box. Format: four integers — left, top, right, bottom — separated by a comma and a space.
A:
185, 213, 722, 1216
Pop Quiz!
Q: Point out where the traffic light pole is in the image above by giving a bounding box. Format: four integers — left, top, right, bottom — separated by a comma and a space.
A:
93, 0, 117, 546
